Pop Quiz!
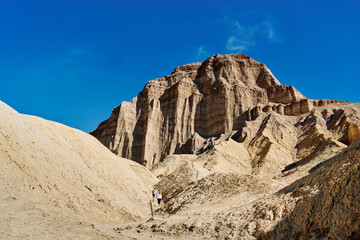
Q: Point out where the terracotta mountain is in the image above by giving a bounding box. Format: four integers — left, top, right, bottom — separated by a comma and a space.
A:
91, 54, 358, 169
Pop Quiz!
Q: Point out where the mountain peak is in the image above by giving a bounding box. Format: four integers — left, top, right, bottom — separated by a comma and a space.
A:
91, 55, 349, 167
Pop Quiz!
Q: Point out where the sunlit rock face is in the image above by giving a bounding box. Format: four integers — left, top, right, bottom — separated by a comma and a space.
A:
91, 54, 359, 168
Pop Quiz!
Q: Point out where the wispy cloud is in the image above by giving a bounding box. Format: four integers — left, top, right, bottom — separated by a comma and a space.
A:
268, 27, 275, 40
263, 21, 277, 40
197, 45, 208, 57
226, 20, 279, 53
193, 45, 209, 61
227, 36, 255, 52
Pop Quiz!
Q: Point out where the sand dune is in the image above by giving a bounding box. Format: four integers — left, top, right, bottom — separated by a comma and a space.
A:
0, 101, 157, 239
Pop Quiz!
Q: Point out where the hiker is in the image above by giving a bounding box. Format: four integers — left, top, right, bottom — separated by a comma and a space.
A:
157, 192, 162, 206
152, 188, 158, 202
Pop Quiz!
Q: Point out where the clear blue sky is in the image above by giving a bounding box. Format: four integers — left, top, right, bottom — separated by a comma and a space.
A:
1, 0, 359, 132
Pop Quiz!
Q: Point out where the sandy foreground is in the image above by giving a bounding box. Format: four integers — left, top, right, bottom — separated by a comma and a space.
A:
0, 100, 158, 239
1, 98, 359, 239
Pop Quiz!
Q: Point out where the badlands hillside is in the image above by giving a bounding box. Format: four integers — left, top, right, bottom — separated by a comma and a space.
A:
1, 54, 360, 239
92, 54, 360, 239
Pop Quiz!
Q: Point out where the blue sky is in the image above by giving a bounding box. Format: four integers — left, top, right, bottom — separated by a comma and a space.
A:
1, 0, 359, 132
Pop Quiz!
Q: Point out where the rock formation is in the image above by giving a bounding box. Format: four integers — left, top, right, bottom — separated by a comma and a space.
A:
91, 54, 359, 170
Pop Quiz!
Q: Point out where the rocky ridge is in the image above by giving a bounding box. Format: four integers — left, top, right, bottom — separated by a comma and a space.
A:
91, 54, 358, 171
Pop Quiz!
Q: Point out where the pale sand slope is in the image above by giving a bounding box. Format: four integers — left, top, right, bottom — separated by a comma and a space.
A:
0, 101, 157, 239
110, 133, 348, 239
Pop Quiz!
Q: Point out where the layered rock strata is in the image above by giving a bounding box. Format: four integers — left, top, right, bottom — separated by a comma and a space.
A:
91, 54, 358, 168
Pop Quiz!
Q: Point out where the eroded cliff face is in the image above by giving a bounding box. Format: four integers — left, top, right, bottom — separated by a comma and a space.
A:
265, 139, 360, 240
91, 54, 358, 168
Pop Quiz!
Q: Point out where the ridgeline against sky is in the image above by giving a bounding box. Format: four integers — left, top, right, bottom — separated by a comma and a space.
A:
0, 0, 359, 132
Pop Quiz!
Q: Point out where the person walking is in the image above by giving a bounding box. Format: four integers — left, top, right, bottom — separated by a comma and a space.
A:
157, 192, 162, 206
152, 188, 158, 202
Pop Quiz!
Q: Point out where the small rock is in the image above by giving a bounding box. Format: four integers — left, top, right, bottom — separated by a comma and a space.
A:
137, 224, 145, 229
